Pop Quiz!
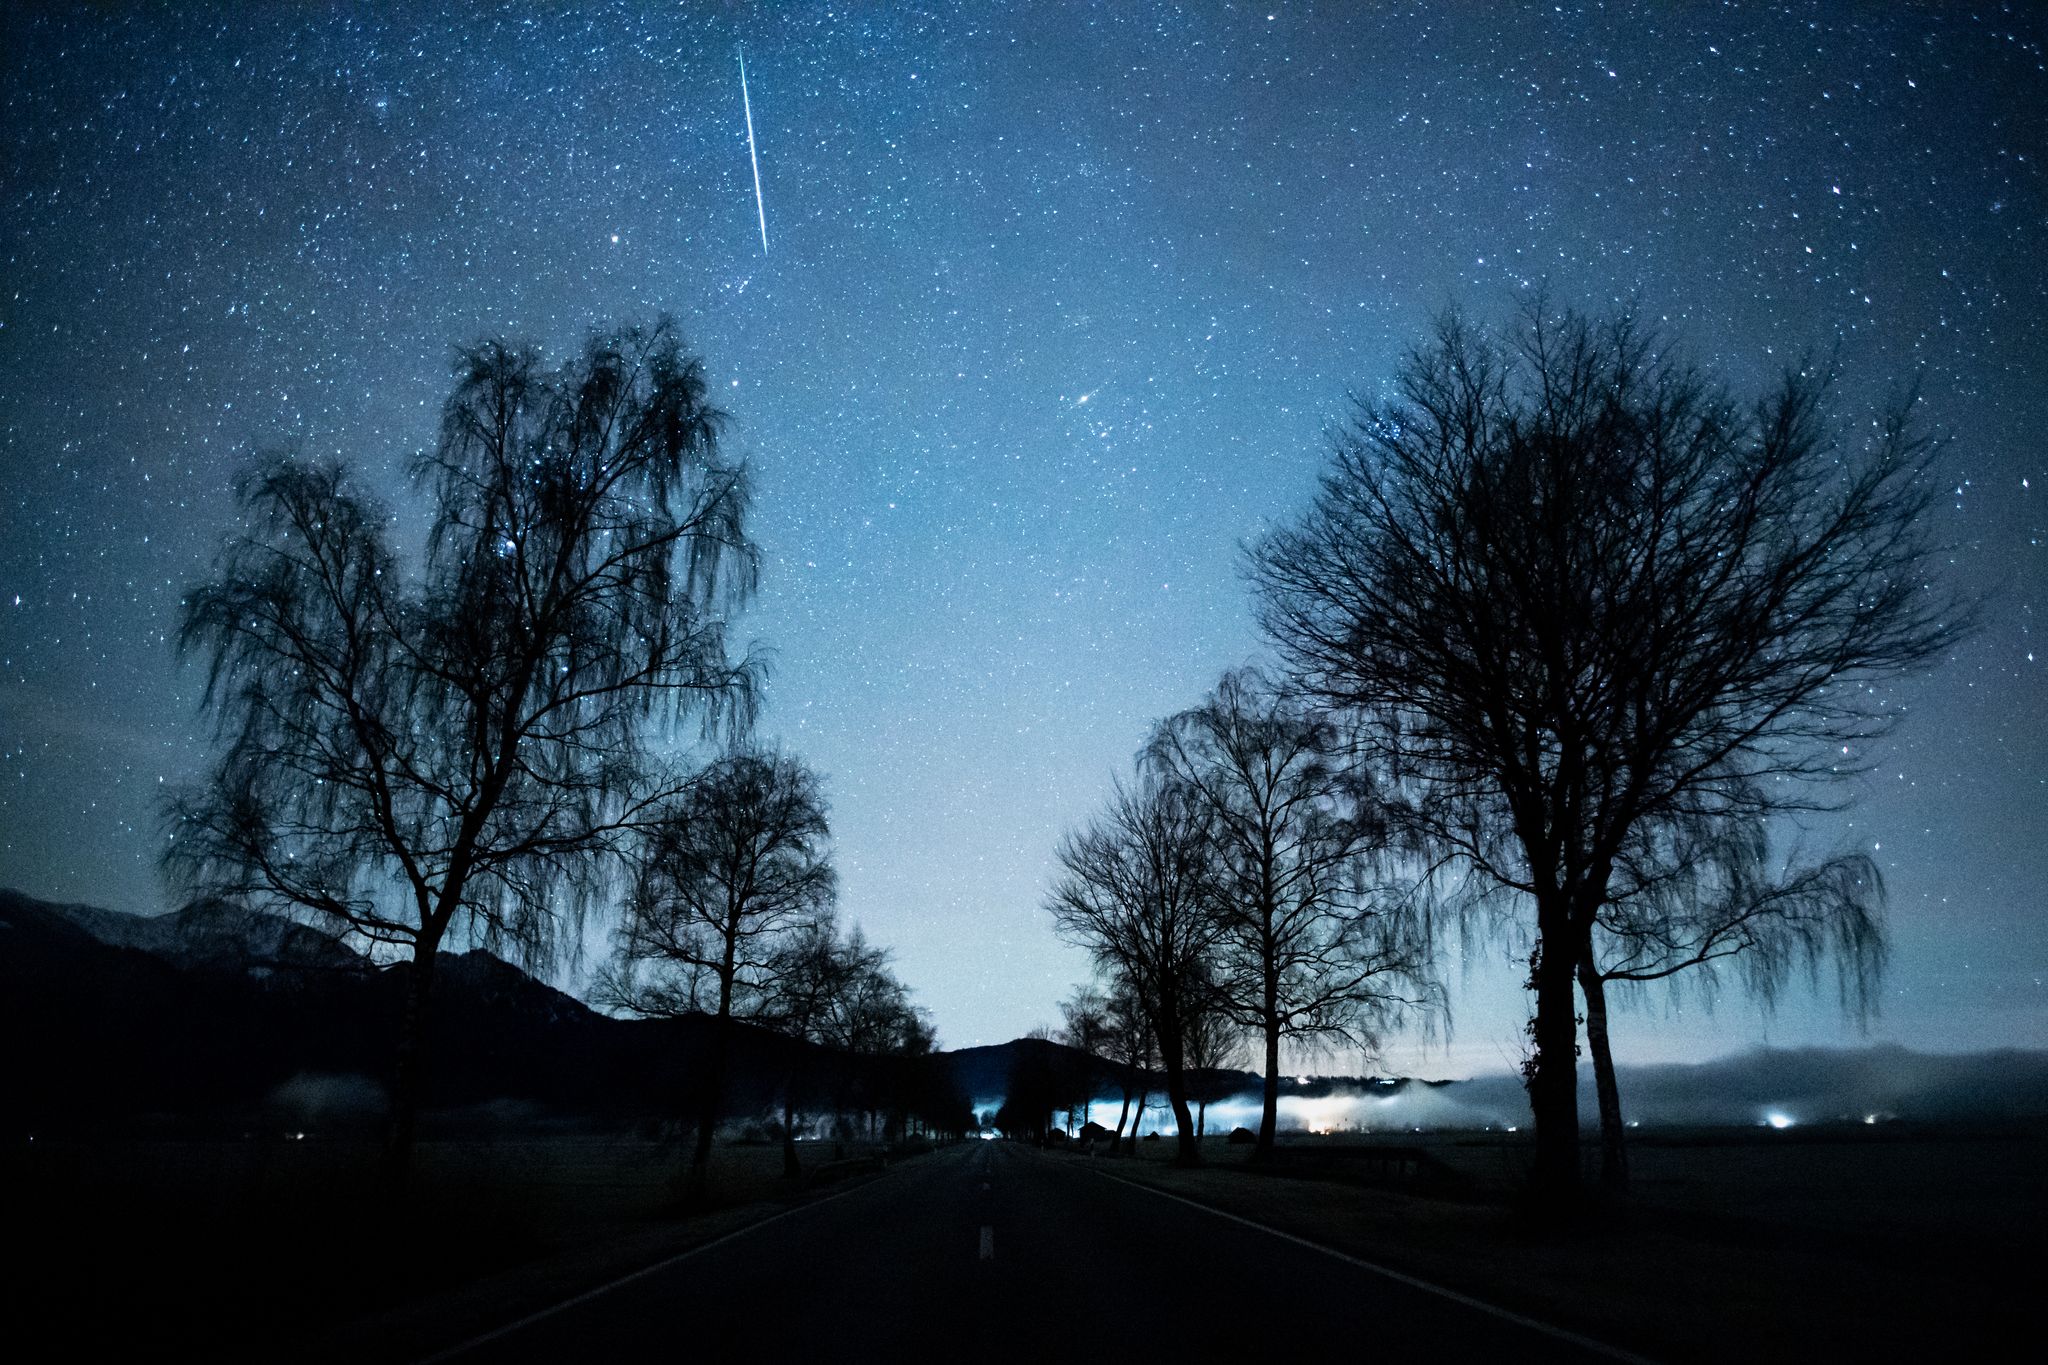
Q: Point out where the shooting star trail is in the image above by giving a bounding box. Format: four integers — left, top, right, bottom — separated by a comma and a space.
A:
739, 45, 768, 256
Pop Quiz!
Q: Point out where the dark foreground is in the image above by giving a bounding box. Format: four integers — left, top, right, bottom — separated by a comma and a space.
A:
434, 1141, 1624, 1363
15, 1126, 2032, 1361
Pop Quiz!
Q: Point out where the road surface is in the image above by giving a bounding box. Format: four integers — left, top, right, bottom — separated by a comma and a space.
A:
438, 1141, 1636, 1362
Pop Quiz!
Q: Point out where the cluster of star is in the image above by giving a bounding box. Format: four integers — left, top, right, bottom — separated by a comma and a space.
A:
1, 2, 2039, 1063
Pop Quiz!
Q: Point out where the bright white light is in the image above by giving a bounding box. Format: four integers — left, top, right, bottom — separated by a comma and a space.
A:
1284, 1096, 1364, 1136
1764, 1112, 1795, 1129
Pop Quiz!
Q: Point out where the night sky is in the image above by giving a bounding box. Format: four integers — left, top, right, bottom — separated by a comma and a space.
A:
3, 2, 2042, 1076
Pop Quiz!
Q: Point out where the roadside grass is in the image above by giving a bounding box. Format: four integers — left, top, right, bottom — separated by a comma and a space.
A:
1071, 1127, 2040, 1364
7, 1129, 899, 1362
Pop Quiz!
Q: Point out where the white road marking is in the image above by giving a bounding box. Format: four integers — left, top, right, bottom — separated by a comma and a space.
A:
1090, 1166, 1660, 1365
978, 1226, 995, 1261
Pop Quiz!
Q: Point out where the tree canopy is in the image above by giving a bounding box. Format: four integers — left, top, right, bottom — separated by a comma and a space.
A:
169, 318, 760, 1188
1252, 302, 1968, 1209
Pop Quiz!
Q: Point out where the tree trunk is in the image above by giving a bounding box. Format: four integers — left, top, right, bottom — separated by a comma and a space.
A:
687, 1010, 733, 1207
1256, 1011, 1281, 1161
781, 1073, 801, 1180
1166, 1085, 1199, 1166
1112, 1088, 1132, 1154
1524, 932, 1583, 1216
1578, 959, 1628, 1192
687, 1102, 717, 1204
1197, 1097, 1207, 1141
1125, 1089, 1146, 1154
1159, 1022, 1200, 1167
381, 946, 439, 1197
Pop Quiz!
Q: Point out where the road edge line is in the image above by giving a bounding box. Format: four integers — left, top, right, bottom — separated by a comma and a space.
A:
415, 1173, 886, 1363
1088, 1164, 1660, 1365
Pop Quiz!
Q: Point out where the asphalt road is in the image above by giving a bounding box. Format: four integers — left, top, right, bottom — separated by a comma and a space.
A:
435, 1141, 1636, 1363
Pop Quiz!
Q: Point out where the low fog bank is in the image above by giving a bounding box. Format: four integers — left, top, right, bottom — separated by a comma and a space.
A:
1095, 1045, 2048, 1136
1582, 1044, 2048, 1129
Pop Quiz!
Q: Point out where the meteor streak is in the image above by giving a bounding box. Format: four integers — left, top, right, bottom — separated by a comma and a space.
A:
738, 45, 768, 256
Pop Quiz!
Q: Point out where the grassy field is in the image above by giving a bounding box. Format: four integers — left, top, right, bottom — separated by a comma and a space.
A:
1094, 1124, 2043, 1362
6, 1127, 890, 1361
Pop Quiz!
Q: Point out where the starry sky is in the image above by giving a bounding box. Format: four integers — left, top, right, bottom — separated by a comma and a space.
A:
3, 2, 2042, 1077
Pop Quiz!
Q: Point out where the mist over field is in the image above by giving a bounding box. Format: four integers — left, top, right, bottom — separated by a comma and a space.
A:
1090, 1046, 2048, 1136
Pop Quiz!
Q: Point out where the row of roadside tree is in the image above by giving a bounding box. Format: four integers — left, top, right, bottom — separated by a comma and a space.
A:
166, 320, 963, 1203
1047, 301, 1966, 1217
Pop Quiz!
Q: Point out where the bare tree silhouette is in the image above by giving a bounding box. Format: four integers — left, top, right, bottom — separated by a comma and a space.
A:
1252, 302, 1967, 1214
1099, 975, 1157, 1152
1147, 667, 1437, 1160
762, 910, 887, 1175
604, 749, 834, 1203
1178, 969, 1243, 1142
999, 1031, 1069, 1143
1048, 776, 1224, 1166
787, 921, 937, 1142
1582, 806, 1886, 1187
1058, 983, 1113, 1130
168, 320, 759, 1192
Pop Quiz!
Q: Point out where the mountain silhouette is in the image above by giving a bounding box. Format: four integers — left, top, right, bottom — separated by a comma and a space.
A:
0, 889, 966, 1137
28, 891, 364, 978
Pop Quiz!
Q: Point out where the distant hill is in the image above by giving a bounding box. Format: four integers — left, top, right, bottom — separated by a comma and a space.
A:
0, 889, 955, 1136
941, 1037, 1092, 1104
25, 891, 365, 979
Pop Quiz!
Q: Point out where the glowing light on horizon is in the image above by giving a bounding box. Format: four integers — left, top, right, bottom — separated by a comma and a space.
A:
1764, 1111, 1795, 1129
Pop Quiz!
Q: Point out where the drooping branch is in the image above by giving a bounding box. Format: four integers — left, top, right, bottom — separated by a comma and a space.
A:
1251, 300, 1970, 1207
